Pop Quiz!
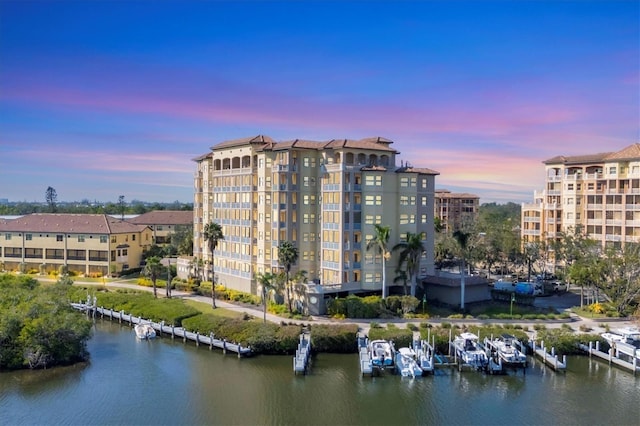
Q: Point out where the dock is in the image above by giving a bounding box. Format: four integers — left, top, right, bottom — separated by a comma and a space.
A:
293, 330, 312, 375
71, 302, 252, 357
412, 331, 434, 374
357, 335, 373, 376
578, 341, 639, 376
528, 339, 566, 371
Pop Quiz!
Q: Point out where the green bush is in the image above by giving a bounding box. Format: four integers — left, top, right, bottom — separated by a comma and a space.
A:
368, 326, 413, 349
310, 324, 359, 353
535, 329, 605, 356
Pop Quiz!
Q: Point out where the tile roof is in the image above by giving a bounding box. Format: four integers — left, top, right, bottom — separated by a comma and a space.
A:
127, 210, 193, 226
605, 143, 640, 161
210, 135, 275, 151
0, 214, 148, 234
543, 143, 640, 165
396, 166, 440, 175
435, 190, 479, 199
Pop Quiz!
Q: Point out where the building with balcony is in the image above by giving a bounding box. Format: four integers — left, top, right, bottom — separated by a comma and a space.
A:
0, 213, 153, 276
521, 143, 640, 257
193, 135, 439, 304
434, 189, 479, 232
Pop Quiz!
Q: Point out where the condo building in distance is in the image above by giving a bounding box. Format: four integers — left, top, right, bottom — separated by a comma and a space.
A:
434, 189, 480, 233
521, 143, 640, 261
193, 135, 439, 307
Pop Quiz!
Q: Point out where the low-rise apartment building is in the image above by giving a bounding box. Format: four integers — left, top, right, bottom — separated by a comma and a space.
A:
128, 210, 193, 245
434, 189, 479, 232
0, 213, 153, 276
522, 143, 640, 258
193, 135, 439, 301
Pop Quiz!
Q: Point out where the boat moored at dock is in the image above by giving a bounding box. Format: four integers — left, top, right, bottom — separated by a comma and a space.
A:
484, 334, 527, 368
451, 332, 489, 371
369, 339, 395, 369
395, 347, 423, 378
135, 323, 156, 340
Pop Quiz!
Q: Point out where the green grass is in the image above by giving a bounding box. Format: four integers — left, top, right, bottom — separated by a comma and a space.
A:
182, 299, 249, 319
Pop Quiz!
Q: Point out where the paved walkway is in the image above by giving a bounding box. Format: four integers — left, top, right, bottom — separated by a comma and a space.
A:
70, 279, 638, 335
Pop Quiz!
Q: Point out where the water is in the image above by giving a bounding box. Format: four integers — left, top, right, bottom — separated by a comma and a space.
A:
1, 320, 638, 426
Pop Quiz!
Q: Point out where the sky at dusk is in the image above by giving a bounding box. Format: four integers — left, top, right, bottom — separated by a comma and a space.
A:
1, 1, 638, 204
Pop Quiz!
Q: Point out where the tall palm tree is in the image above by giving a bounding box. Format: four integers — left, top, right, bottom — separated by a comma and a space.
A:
393, 232, 425, 297
278, 241, 298, 312
203, 222, 224, 309
393, 268, 409, 296
367, 224, 391, 299
452, 229, 471, 309
143, 256, 163, 298
255, 271, 278, 323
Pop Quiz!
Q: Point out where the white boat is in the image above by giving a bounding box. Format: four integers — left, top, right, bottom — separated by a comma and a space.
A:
135, 323, 156, 340
487, 334, 527, 366
395, 347, 423, 378
602, 327, 640, 360
369, 339, 395, 368
452, 332, 488, 370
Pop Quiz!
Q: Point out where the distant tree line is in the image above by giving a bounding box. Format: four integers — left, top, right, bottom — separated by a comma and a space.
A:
0, 200, 193, 216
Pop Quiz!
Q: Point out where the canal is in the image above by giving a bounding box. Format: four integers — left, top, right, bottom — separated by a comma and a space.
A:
1, 320, 638, 425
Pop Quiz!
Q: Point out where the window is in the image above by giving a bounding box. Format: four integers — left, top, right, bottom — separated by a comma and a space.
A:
400, 177, 416, 187
100, 235, 108, 243
400, 214, 409, 224
421, 214, 427, 223
25, 234, 32, 241
365, 254, 374, 264
364, 215, 381, 224
303, 214, 316, 224
365, 175, 382, 186
78, 235, 85, 242
303, 157, 316, 168
365, 195, 382, 205
57, 235, 63, 242
4, 233, 10, 240
609, 167, 617, 174
421, 196, 428, 206
303, 176, 316, 187
400, 196, 409, 206
132, 234, 136, 241
303, 195, 316, 205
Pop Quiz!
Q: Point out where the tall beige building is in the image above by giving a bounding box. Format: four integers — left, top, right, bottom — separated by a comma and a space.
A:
434, 189, 479, 232
522, 143, 640, 257
193, 135, 439, 298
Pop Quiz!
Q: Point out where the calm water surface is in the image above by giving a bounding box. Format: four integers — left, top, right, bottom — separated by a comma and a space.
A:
1, 320, 638, 426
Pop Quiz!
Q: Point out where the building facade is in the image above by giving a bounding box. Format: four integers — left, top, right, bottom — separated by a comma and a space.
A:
521, 143, 640, 255
0, 214, 153, 276
193, 135, 439, 297
434, 189, 479, 233
128, 210, 193, 245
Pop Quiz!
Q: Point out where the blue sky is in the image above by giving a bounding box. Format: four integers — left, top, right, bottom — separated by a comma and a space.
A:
1, 1, 638, 204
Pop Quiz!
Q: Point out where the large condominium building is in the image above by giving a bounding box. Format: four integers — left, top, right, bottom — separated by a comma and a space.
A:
193, 135, 439, 297
434, 189, 479, 232
521, 143, 640, 254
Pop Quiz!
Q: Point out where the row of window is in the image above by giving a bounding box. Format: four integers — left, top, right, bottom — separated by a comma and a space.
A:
0, 248, 119, 261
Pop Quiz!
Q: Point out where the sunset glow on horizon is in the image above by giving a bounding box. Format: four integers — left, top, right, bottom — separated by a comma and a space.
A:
1, 1, 637, 204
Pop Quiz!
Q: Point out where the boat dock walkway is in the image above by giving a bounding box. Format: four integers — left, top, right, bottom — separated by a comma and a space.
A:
528, 339, 566, 371
413, 338, 434, 374
357, 335, 373, 376
293, 330, 312, 375
578, 341, 639, 376
71, 302, 252, 357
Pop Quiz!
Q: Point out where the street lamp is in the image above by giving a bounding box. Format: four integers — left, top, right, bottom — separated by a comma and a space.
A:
510, 292, 516, 318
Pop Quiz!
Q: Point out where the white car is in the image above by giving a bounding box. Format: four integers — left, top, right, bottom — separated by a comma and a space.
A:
552, 281, 567, 293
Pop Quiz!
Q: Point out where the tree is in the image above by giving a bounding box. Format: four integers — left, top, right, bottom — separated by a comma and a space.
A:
45, 186, 57, 213
255, 271, 278, 323
366, 224, 391, 299
118, 195, 126, 220
452, 229, 471, 309
203, 221, 224, 309
393, 232, 425, 297
393, 268, 409, 296
277, 241, 298, 312
143, 256, 163, 298
598, 244, 640, 315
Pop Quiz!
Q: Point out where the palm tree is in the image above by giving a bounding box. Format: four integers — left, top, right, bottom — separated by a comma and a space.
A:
255, 271, 278, 323
278, 241, 298, 312
366, 224, 391, 299
393, 268, 409, 295
452, 229, 471, 309
393, 232, 425, 297
143, 256, 163, 298
203, 222, 224, 309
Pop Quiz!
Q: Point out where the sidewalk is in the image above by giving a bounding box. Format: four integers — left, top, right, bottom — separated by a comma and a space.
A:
71, 279, 637, 335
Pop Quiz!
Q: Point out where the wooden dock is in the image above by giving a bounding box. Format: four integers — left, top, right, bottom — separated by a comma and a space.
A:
578, 341, 639, 375
293, 331, 312, 375
528, 339, 566, 371
71, 303, 252, 357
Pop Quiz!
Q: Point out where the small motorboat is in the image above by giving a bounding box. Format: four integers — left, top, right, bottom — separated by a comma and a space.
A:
369, 339, 395, 368
135, 323, 156, 340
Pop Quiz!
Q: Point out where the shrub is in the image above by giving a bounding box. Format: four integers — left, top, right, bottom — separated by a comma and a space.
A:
310, 324, 359, 353
368, 327, 412, 349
